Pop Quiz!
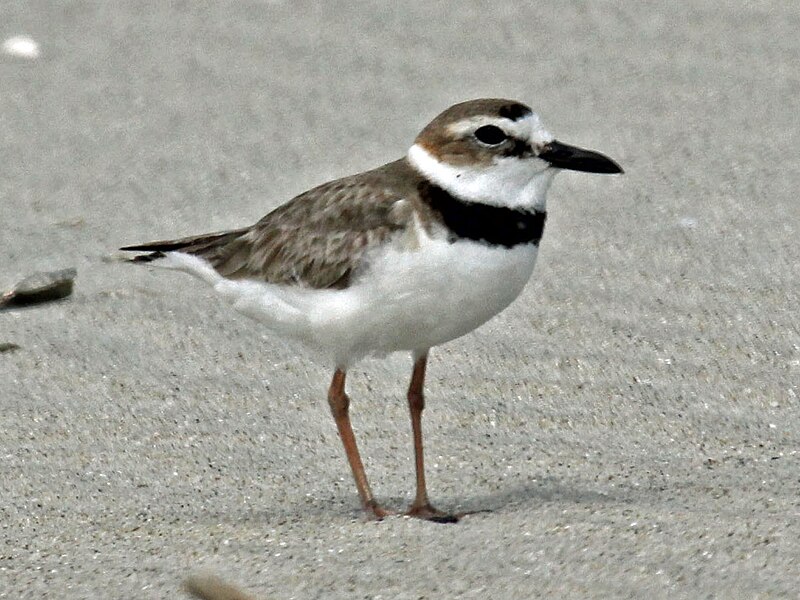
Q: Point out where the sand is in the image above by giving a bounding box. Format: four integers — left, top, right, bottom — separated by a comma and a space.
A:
2, 2, 799, 598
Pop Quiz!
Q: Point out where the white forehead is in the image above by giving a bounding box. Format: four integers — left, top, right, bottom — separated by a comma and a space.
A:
446, 112, 554, 145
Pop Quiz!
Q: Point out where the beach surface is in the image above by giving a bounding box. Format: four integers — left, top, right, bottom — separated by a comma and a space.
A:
2, 2, 799, 598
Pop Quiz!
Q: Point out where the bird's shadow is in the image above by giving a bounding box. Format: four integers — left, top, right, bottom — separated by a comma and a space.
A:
450, 479, 619, 518
221, 478, 620, 526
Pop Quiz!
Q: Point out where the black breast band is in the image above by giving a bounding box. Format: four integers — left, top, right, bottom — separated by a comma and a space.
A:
418, 180, 547, 248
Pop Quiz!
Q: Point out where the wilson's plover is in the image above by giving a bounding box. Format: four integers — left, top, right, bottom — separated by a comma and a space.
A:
122, 99, 623, 523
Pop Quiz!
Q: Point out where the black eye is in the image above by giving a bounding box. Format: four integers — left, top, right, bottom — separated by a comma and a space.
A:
474, 125, 508, 145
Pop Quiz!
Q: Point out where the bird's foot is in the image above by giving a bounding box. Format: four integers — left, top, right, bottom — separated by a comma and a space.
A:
364, 500, 394, 521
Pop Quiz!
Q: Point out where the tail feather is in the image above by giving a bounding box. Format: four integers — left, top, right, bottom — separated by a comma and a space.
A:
120, 228, 252, 277
126, 250, 166, 263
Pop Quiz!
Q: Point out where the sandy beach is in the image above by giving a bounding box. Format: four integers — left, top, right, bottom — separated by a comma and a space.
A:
2, 2, 799, 598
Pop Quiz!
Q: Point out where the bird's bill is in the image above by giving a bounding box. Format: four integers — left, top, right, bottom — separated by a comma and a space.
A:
538, 140, 624, 174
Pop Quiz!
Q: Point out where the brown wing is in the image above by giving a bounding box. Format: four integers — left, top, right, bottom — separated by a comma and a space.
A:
121, 159, 424, 290
234, 168, 411, 288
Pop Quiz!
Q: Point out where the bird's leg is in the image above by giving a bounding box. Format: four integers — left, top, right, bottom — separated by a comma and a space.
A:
327, 369, 390, 519
405, 353, 459, 523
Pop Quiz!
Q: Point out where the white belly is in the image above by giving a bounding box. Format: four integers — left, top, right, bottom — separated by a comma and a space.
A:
207, 230, 539, 366
340, 236, 538, 356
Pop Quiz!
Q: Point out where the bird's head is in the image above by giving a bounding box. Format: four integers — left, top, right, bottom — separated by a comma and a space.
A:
408, 98, 622, 211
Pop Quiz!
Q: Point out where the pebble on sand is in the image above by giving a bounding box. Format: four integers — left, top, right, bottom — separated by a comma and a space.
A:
2, 35, 41, 59
0, 268, 76, 308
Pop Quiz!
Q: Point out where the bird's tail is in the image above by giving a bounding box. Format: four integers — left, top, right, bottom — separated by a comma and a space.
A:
120, 228, 252, 280
119, 227, 313, 338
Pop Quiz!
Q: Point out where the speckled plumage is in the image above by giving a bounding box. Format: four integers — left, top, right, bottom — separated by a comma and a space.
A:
125, 158, 432, 289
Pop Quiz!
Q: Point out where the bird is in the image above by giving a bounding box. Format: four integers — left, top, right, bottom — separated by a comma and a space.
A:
121, 98, 623, 523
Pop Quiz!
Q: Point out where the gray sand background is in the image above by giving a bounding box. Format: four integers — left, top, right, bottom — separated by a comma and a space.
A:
2, 2, 799, 598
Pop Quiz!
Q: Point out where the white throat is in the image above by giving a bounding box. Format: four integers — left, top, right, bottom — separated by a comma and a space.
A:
407, 144, 557, 212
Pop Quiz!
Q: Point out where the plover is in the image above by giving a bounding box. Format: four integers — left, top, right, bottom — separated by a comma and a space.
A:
121, 99, 622, 523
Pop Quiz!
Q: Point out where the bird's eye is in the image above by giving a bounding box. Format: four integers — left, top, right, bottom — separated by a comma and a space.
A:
474, 125, 508, 145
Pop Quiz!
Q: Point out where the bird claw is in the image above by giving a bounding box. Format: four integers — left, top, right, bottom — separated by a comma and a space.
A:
364, 501, 394, 521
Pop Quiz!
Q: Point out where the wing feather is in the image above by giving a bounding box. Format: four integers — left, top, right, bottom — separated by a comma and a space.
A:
121, 159, 425, 290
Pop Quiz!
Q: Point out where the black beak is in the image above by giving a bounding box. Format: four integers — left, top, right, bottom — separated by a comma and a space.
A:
539, 140, 624, 174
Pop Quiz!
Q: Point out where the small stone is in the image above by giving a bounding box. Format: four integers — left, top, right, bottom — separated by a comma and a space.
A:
1, 268, 77, 308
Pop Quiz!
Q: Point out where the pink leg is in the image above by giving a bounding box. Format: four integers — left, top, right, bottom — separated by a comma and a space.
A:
327, 369, 390, 519
405, 354, 458, 523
